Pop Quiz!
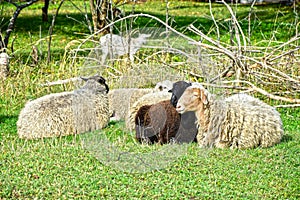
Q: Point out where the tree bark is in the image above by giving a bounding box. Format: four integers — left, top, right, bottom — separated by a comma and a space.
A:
42, 0, 50, 22
89, 0, 110, 34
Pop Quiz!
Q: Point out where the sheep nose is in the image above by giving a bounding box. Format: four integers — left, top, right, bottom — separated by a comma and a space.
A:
176, 104, 182, 111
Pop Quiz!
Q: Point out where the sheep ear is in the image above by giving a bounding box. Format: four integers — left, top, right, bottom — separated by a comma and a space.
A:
80, 77, 88, 82
97, 76, 106, 84
200, 89, 208, 105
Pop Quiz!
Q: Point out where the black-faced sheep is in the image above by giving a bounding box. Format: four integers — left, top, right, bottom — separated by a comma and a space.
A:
169, 81, 191, 108
100, 33, 151, 64
176, 83, 284, 149
134, 81, 199, 144
17, 75, 110, 139
169, 81, 198, 143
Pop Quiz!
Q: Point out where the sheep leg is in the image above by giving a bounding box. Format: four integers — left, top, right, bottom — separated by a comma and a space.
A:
101, 52, 108, 65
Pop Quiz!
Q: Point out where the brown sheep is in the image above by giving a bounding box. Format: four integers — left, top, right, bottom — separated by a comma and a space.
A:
135, 100, 180, 144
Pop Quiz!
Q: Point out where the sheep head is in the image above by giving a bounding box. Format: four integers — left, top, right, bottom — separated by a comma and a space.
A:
155, 80, 173, 92
169, 81, 191, 107
81, 75, 109, 93
176, 83, 209, 114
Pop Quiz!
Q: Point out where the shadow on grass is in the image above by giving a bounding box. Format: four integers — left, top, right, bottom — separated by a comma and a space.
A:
0, 115, 18, 124
281, 134, 293, 143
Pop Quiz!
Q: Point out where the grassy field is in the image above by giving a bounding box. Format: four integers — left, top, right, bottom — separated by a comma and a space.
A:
1, 0, 300, 199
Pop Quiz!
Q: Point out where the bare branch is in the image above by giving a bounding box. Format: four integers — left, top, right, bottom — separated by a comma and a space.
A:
2, 0, 38, 49
209, 0, 220, 43
244, 55, 300, 84
265, 35, 300, 61
219, 0, 247, 52
223, 80, 300, 103
48, 0, 65, 64
269, 46, 300, 62
275, 104, 300, 108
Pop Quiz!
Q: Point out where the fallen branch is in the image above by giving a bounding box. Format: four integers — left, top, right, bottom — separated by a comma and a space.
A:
243, 55, 300, 84
41, 77, 81, 86
269, 46, 300, 62
222, 80, 300, 103
275, 104, 300, 108
265, 34, 300, 61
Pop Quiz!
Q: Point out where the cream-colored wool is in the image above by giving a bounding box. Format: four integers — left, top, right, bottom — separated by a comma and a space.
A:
108, 88, 156, 121
17, 76, 109, 139
176, 84, 284, 149
125, 91, 172, 131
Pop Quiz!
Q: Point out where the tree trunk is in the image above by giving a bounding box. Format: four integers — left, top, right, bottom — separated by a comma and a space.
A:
89, 0, 110, 34
42, 0, 50, 22
1, 0, 38, 52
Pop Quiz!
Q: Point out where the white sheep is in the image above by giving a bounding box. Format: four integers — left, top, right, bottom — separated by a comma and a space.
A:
108, 88, 156, 121
154, 80, 173, 92
125, 91, 172, 131
100, 33, 151, 64
0, 52, 9, 80
108, 80, 173, 122
225, 93, 271, 107
17, 75, 110, 139
176, 83, 284, 149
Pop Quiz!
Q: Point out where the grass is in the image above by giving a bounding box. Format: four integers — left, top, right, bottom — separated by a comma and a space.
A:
1, 0, 300, 199
1, 117, 299, 198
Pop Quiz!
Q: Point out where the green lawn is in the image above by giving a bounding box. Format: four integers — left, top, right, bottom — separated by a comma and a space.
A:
1, 0, 300, 199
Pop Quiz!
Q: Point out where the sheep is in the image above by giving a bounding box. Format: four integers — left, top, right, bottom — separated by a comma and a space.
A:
169, 81, 191, 107
99, 33, 151, 64
135, 100, 180, 144
134, 81, 199, 144
169, 81, 198, 143
0, 52, 9, 80
109, 81, 173, 123
176, 83, 284, 149
17, 75, 110, 139
125, 91, 172, 131
154, 80, 173, 92
108, 88, 156, 121
225, 93, 272, 108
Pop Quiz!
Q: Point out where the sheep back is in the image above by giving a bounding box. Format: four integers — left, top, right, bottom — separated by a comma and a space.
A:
108, 88, 155, 121
135, 104, 157, 144
203, 97, 283, 149
225, 93, 271, 108
17, 88, 109, 139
